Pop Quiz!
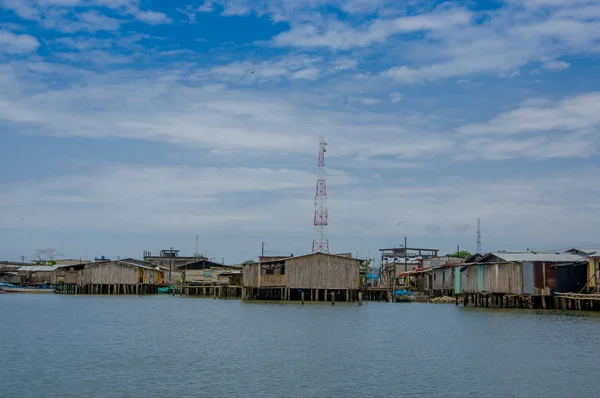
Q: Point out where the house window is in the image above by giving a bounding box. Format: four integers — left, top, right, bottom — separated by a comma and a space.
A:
266, 268, 274, 275
281, 265, 285, 275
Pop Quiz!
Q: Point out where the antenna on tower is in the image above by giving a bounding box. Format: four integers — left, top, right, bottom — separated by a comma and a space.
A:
476, 217, 482, 254
312, 136, 329, 254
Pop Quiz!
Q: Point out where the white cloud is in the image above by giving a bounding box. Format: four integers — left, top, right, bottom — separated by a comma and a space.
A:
542, 59, 570, 70
271, 8, 472, 50
331, 58, 357, 71
349, 96, 380, 105
458, 92, 600, 135
3, 163, 600, 261
198, 1, 215, 13
52, 10, 123, 32
57, 50, 134, 65
460, 135, 596, 160
375, 3, 600, 82
292, 66, 320, 80
1, 0, 170, 27
0, 30, 39, 53
389, 92, 403, 102
1, 0, 40, 19
0, 163, 356, 231
133, 10, 172, 24
206, 55, 322, 82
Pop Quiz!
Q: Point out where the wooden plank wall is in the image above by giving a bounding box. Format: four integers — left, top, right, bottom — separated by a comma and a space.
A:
285, 254, 359, 289
243, 264, 259, 287
483, 263, 523, 294
260, 275, 285, 287
432, 268, 453, 290
533, 261, 555, 296
460, 266, 479, 293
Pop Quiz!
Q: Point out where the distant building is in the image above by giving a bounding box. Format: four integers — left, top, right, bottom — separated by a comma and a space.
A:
144, 249, 216, 284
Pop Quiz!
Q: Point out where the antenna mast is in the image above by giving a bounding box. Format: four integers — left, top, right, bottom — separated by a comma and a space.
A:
476, 217, 482, 254
312, 136, 329, 254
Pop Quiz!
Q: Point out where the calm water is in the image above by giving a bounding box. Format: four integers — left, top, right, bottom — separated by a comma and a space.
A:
1, 295, 600, 397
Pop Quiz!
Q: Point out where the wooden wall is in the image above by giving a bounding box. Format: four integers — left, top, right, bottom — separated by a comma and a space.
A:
285, 253, 359, 289
243, 263, 260, 287
588, 258, 599, 291
78, 263, 163, 285
533, 262, 556, 296
459, 265, 479, 293
243, 254, 360, 289
460, 263, 524, 295
431, 268, 453, 290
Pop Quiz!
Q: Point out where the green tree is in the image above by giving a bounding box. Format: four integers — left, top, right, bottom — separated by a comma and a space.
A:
242, 259, 256, 265
360, 259, 372, 273
446, 250, 472, 259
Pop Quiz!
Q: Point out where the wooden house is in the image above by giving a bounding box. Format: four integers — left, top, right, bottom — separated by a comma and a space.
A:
243, 252, 363, 301
17, 265, 64, 284
424, 265, 456, 296
60, 259, 165, 294
176, 259, 240, 285
587, 255, 600, 293
455, 251, 585, 297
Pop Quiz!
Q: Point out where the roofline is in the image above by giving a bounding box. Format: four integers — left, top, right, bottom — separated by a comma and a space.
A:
379, 248, 439, 252
253, 252, 364, 264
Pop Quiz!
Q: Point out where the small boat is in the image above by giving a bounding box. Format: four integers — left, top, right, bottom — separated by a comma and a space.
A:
158, 286, 175, 294
0, 282, 57, 294
393, 289, 415, 303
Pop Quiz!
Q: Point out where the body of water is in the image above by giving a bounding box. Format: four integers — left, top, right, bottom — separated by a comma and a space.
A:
1, 295, 599, 397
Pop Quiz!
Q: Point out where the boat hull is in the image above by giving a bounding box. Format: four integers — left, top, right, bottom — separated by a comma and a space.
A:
1, 287, 57, 294
394, 296, 415, 302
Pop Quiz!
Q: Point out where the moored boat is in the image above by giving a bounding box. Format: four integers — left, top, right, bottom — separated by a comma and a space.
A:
0, 282, 57, 294
393, 289, 415, 302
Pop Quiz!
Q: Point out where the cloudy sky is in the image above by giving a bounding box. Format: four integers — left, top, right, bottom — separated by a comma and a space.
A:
1, 0, 600, 263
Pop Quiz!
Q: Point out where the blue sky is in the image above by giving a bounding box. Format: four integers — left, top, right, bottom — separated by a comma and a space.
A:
1, 0, 600, 263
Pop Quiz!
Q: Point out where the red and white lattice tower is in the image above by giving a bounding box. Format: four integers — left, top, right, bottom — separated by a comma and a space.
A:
312, 136, 329, 254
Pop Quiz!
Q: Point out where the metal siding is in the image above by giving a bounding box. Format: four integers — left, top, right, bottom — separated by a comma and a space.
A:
522, 261, 534, 294
454, 268, 461, 293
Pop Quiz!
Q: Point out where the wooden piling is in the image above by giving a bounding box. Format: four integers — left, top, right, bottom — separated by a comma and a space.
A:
358, 292, 363, 306
301, 291, 305, 305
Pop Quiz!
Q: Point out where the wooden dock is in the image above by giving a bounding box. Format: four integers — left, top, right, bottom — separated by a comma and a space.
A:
184, 284, 242, 299
57, 283, 160, 295
456, 292, 600, 311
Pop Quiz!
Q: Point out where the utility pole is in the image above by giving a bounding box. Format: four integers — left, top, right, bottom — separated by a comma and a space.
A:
169, 246, 173, 286
476, 217, 482, 254
404, 236, 407, 272
261, 241, 265, 258
457, 244, 460, 256
20, 256, 25, 263
196, 235, 199, 258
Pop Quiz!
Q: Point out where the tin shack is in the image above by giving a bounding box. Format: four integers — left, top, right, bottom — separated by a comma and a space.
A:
455, 251, 584, 308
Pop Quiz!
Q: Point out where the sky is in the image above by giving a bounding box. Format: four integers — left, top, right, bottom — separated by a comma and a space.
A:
1, 0, 600, 264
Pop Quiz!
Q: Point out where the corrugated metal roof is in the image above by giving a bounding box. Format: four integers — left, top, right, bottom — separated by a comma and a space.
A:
569, 248, 600, 256
491, 252, 584, 263
17, 265, 61, 272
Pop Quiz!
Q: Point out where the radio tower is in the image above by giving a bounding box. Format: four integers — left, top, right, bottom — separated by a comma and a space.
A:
312, 136, 329, 254
476, 217, 482, 254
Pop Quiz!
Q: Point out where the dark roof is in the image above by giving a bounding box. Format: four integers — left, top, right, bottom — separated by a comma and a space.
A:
175, 259, 227, 270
